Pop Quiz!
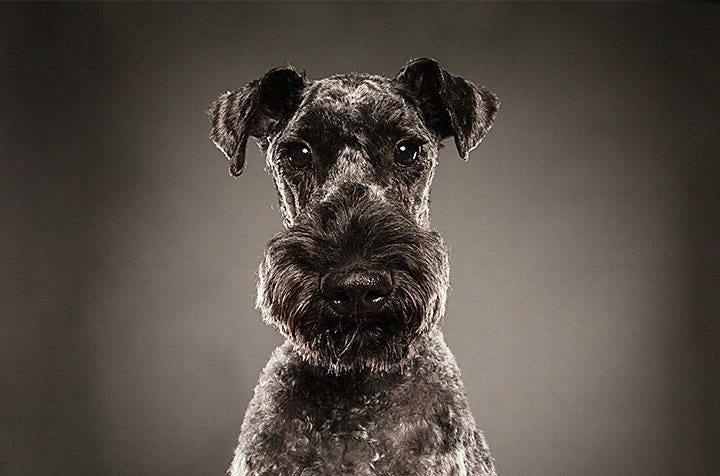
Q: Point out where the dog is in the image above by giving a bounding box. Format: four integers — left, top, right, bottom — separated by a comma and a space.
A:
209, 58, 499, 475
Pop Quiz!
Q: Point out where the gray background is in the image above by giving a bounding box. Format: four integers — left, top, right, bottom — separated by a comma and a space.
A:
2, 3, 718, 475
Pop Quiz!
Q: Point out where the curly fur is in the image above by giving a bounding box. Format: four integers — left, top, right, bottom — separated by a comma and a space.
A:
208, 58, 499, 475
231, 331, 494, 476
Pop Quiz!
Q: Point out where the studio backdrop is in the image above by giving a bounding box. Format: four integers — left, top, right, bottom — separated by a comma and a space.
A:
2, 3, 718, 475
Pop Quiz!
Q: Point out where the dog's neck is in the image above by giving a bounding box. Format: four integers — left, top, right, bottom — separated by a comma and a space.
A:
286, 326, 448, 384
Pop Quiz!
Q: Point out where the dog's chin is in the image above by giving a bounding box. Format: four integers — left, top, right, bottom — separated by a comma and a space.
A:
268, 305, 426, 373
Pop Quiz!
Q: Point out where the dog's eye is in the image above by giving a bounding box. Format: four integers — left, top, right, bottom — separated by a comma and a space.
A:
394, 140, 420, 165
286, 143, 312, 169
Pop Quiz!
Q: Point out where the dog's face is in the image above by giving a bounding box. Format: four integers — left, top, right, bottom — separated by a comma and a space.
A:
209, 59, 498, 372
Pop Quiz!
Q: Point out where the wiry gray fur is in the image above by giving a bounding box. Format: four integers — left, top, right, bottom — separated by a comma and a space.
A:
208, 58, 499, 475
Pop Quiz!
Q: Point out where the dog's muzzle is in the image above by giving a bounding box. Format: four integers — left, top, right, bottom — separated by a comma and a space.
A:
256, 183, 449, 369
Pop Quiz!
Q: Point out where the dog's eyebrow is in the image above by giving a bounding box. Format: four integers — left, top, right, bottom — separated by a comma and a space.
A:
275, 131, 310, 144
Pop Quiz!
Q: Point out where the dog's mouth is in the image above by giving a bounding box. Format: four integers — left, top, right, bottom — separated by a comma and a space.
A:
325, 302, 390, 321
319, 309, 409, 363
326, 311, 399, 335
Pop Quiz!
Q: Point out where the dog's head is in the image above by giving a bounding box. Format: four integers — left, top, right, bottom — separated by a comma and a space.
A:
209, 59, 499, 372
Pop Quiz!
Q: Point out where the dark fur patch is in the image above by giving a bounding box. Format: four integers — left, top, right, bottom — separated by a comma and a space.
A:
257, 184, 449, 372
211, 59, 500, 476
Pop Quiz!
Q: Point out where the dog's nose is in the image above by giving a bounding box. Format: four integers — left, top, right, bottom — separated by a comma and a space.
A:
321, 268, 393, 315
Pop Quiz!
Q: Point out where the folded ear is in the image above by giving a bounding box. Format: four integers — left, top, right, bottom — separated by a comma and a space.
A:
208, 67, 306, 176
396, 58, 499, 160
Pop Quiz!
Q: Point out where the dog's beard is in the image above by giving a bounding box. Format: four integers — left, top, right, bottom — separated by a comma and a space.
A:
255, 199, 449, 373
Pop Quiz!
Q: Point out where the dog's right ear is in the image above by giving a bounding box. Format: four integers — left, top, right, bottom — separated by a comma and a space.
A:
208, 67, 306, 176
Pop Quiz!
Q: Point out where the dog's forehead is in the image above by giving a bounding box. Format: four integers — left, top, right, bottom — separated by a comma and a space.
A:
284, 74, 423, 141
306, 74, 402, 109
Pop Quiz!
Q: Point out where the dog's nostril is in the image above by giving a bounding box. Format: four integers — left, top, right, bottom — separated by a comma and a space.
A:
321, 268, 393, 314
329, 291, 351, 305
365, 291, 385, 303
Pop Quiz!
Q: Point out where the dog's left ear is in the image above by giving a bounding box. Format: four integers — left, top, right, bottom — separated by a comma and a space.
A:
396, 58, 499, 160
208, 67, 306, 176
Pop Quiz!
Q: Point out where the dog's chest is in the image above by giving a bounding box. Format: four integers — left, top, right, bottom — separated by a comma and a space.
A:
242, 369, 469, 475
277, 393, 420, 473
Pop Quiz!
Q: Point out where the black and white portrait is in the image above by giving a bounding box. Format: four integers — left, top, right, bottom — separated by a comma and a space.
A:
3, 3, 718, 475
